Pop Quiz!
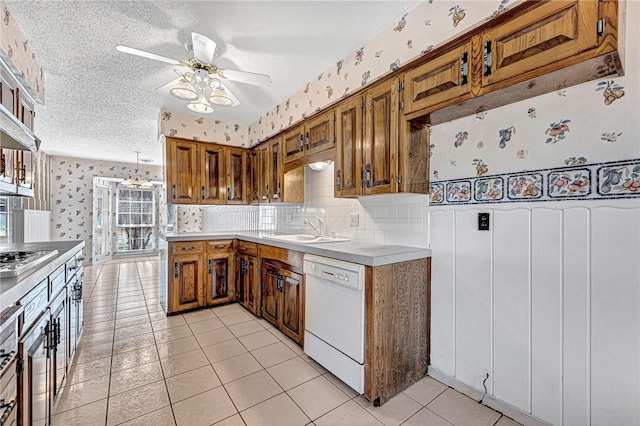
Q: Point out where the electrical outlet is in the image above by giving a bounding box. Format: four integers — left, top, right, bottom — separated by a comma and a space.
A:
349, 213, 359, 227
478, 212, 490, 231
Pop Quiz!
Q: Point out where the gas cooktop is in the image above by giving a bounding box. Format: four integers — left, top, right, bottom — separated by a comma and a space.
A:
0, 250, 59, 278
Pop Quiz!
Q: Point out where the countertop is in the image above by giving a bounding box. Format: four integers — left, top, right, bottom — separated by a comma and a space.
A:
160, 231, 431, 266
0, 240, 85, 312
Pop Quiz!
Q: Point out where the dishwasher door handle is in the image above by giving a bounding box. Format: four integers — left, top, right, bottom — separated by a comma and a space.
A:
321, 271, 334, 281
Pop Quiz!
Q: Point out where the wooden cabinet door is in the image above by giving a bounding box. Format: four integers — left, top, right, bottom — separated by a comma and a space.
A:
16, 150, 34, 195
334, 97, 363, 198
304, 110, 335, 157
363, 77, 399, 196
168, 140, 198, 203
279, 269, 304, 345
404, 42, 472, 114
248, 147, 260, 204
482, 0, 598, 87
238, 253, 259, 315
269, 137, 283, 203
0, 149, 15, 186
261, 263, 280, 327
204, 252, 234, 306
169, 254, 203, 313
199, 144, 225, 204
226, 148, 246, 204
20, 313, 51, 426
258, 143, 271, 202
0, 71, 16, 116
283, 125, 304, 164
50, 290, 67, 410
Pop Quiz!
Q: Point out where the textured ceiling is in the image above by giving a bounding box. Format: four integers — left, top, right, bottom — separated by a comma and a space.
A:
7, 1, 420, 164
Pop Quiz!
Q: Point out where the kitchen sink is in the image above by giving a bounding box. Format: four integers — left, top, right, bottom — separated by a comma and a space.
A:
264, 234, 350, 244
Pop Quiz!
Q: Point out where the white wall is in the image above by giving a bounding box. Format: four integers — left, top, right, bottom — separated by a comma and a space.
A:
429, 201, 640, 426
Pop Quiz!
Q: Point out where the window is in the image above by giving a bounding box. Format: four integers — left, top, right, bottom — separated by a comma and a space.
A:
115, 188, 156, 253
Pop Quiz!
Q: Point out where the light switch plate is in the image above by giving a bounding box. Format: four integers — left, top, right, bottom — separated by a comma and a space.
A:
350, 213, 359, 227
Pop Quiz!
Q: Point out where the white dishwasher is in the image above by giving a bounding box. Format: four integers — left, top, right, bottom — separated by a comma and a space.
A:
303, 254, 365, 393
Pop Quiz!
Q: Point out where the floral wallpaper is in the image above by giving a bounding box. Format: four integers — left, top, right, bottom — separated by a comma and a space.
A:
159, 109, 247, 147
0, 0, 44, 102
247, 0, 503, 145
50, 155, 163, 264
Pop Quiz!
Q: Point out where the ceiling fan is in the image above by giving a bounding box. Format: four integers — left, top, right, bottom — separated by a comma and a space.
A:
116, 32, 272, 113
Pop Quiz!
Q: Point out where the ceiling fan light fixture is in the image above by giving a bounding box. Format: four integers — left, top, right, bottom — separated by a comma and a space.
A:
187, 98, 214, 114
208, 87, 234, 106
169, 80, 198, 101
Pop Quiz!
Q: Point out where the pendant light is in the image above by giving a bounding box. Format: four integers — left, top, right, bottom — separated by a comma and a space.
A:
121, 152, 153, 188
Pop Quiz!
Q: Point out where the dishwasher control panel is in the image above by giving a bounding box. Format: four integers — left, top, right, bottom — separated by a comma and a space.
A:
304, 254, 364, 291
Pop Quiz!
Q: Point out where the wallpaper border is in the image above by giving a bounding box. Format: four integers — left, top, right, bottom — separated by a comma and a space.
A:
429, 159, 640, 205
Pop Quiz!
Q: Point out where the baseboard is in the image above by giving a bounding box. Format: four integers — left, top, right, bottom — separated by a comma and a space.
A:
427, 366, 552, 426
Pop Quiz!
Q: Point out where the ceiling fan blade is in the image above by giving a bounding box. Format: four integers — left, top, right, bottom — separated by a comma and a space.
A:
155, 76, 181, 91
116, 45, 181, 65
217, 81, 241, 106
217, 69, 272, 87
191, 32, 217, 64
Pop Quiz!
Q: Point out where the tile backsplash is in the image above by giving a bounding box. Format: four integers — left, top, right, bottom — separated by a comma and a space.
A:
198, 162, 429, 248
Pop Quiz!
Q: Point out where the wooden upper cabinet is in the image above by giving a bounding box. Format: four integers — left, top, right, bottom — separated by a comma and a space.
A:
168, 139, 198, 203
305, 110, 335, 157
248, 147, 260, 204
269, 137, 283, 202
283, 125, 305, 164
199, 144, 225, 204
482, 0, 599, 88
363, 77, 399, 196
258, 143, 270, 202
226, 148, 246, 204
0, 149, 15, 186
334, 96, 363, 198
404, 42, 472, 115
0, 72, 15, 116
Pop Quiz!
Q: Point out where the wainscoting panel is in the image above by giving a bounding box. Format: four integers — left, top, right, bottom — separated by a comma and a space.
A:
430, 209, 456, 376
454, 209, 492, 394
429, 202, 640, 426
493, 209, 531, 413
590, 208, 640, 426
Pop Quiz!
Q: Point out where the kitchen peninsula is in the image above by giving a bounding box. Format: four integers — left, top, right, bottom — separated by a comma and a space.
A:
159, 231, 431, 405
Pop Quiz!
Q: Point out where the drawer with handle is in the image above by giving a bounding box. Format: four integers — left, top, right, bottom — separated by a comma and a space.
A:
206, 240, 235, 253
237, 241, 258, 256
19, 280, 47, 333
171, 241, 205, 255
65, 255, 79, 281
0, 306, 20, 379
0, 362, 16, 426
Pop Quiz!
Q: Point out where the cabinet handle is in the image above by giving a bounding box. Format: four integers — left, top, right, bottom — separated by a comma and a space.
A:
298, 135, 304, 152
285, 277, 299, 286
172, 184, 176, 199
227, 187, 231, 200
483, 40, 493, 77
208, 259, 212, 274
77, 256, 86, 261
364, 164, 371, 189
214, 244, 226, 249
0, 153, 5, 177
335, 170, 341, 192
0, 350, 15, 372
181, 246, 195, 251
174, 262, 179, 278
305, 133, 310, 150
201, 186, 205, 199
0, 399, 16, 425
460, 51, 468, 86
56, 317, 61, 345
275, 182, 281, 199
68, 265, 78, 270
264, 184, 269, 200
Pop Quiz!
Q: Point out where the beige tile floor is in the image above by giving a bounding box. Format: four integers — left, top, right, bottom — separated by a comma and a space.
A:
53, 256, 522, 426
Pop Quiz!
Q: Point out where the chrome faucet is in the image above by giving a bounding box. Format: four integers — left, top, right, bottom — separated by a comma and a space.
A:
304, 216, 325, 237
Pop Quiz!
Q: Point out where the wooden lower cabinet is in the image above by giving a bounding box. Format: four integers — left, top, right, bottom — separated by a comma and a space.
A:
237, 253, 260, 315
169, 254, 204, 313
20, 312, 51, 426
204, 252, 235, 306
260, 261, 304, 345
49, 290, 67, 410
